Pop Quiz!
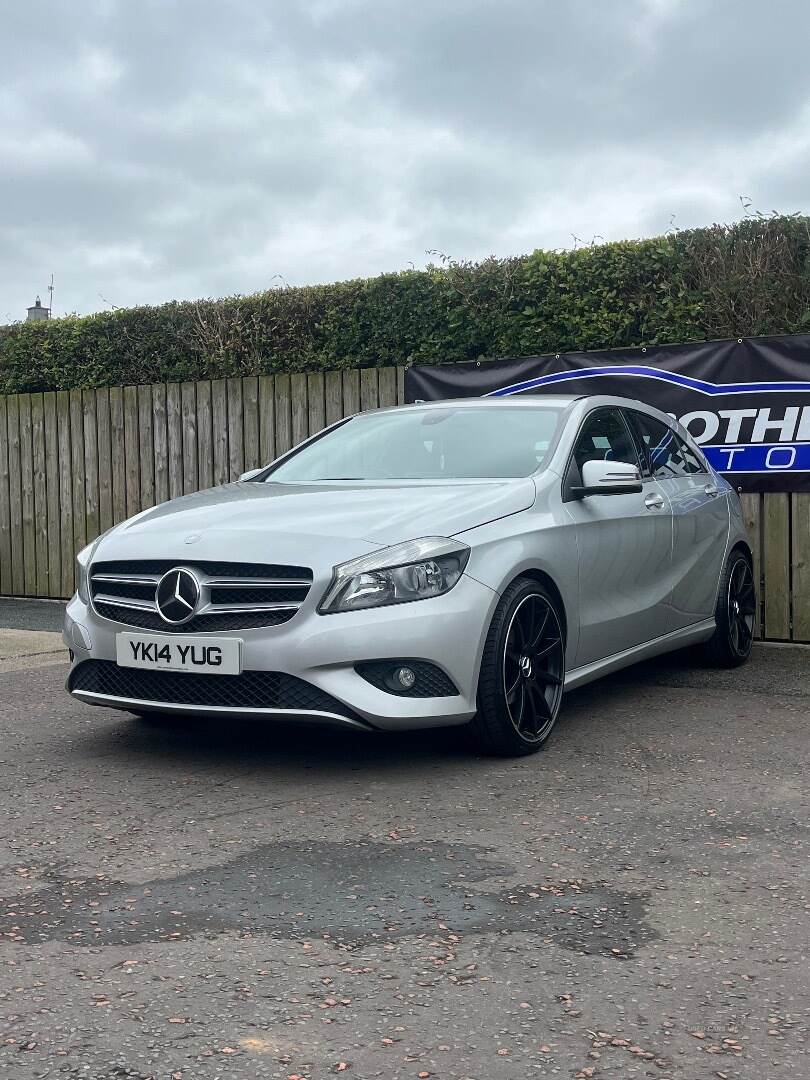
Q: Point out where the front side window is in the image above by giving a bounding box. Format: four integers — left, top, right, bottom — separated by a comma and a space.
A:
262, 405, 565, 482
571, 409, 640, 477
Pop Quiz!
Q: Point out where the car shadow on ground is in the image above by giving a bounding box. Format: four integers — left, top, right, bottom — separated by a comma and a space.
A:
73, 648, 710, 774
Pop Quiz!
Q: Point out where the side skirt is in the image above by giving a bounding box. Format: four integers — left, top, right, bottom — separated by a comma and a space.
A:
564, 619, 716, 692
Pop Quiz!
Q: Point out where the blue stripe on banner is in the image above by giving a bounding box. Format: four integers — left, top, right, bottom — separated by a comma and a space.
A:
703, 442, 810, 473
485, 365, 810, 398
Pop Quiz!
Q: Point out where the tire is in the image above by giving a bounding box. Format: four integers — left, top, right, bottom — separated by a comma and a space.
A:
470, 577, 566, 757
702, 549, 756, 668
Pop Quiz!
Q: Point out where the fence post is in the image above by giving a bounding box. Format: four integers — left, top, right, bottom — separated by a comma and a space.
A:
763, 493, 791, 641
792, 493, 810, 642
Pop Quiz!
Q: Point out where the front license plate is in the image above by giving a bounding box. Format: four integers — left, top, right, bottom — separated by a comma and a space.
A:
115, 633, 242, 676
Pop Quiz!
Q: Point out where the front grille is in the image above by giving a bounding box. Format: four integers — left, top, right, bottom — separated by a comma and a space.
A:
89, 559, 313, 634
92, 560, 305, 578
93, 604, 296, 633
355, 659, 459, 698
70, 660, 359, 719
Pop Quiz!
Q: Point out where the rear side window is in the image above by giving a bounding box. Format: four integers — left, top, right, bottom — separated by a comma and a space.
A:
628, 411, 705, 479
676, 436, 706, 475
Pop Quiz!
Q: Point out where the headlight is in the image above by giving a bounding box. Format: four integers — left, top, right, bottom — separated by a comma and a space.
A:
319, 537, 470, 614
75, 543, 93, 604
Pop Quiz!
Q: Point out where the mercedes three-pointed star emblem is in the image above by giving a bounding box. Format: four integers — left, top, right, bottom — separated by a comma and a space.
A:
155, 567, 201, 625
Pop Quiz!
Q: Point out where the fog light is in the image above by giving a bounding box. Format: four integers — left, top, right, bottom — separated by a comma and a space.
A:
394, 666, 416, 690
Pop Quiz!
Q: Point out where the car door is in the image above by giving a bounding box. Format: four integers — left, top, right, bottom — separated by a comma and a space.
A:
626, 409, 729, 630
563, 407, 674, 668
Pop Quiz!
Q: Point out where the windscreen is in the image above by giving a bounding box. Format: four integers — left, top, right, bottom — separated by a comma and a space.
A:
265, 406, 564, 482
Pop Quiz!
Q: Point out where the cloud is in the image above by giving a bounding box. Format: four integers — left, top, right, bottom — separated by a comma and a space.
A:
1, 0, 808, 323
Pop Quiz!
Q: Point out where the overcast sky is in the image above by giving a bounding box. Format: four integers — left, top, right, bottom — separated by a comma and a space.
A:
2, 0, 809, 323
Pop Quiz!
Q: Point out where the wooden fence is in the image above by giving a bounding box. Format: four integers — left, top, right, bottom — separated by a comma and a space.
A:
0, 367, 807, 643
0, 368, 404, 602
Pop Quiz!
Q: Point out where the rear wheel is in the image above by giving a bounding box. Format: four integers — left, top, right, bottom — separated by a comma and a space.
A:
471, 578, 565, 757
703, 549, 756, 667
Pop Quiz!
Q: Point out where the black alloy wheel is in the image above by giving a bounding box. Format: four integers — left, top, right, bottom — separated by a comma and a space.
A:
703, 550, 756, 667
472, 578, 566, 756
726, 555, 756, 660
502, 593, 565, 742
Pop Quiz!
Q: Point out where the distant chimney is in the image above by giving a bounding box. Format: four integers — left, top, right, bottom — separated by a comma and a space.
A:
27, 296, 49, 322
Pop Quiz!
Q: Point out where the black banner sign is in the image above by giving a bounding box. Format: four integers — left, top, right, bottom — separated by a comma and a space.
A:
405, 334, 810, 492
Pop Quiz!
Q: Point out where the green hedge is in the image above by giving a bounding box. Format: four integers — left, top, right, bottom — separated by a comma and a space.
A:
2, 215, 809, 394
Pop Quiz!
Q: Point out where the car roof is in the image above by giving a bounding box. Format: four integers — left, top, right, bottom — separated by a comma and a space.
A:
374, 393, 665, 415
375, 394, 581, 416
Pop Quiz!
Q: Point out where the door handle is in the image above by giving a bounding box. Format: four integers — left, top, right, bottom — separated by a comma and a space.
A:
704, 484, 719, 497
644, 493, 665, 511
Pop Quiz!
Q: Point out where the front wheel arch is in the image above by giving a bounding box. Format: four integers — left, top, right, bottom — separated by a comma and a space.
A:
500, 568, 568, 647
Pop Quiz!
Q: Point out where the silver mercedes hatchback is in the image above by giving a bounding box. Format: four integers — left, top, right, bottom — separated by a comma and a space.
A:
65, 394, 754, 756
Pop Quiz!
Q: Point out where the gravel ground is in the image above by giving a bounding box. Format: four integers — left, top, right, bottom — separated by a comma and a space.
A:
0, 643, 808, 1079
0, 598, 66, 633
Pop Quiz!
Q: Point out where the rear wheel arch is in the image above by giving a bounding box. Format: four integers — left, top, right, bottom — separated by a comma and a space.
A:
703, 545, 756, 667
708, 539, 753, 613
719, 539, 755, 603
730, 538, 753, 564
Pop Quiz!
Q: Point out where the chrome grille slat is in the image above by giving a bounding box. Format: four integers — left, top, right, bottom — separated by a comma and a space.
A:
206, 577, 312, 588
89, 559, 313, 632
202, 602, 300, 614
91, 573, 160, 586
93, 594, 159, 612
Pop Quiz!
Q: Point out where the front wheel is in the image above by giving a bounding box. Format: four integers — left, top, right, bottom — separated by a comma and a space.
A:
703, 549, 756, 667
471, 578, 566, 757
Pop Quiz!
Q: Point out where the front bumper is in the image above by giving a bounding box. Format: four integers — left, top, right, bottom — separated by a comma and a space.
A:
64, 573, 498, 731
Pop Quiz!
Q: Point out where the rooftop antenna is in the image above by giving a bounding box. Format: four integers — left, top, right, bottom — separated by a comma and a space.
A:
47, 274, 54, 316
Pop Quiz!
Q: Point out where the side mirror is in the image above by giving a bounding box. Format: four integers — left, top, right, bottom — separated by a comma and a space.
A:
572, 459, 643, 497
238, 467, 264, 482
